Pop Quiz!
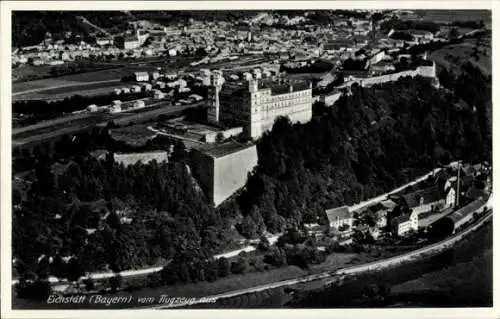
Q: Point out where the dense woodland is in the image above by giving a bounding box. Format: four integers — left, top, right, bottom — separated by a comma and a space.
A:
233, 62, 491, 237
12, 62, 491, 293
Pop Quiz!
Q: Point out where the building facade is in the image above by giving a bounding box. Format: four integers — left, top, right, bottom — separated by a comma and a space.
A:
208, 70, 313, 139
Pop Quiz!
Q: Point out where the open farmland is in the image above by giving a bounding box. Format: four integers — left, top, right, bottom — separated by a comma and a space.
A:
13, 80, 123, 102
415, 10, 491, 26
430, 33, 491, 76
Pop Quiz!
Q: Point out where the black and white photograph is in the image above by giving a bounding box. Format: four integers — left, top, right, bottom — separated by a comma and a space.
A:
1, 1, 496, 317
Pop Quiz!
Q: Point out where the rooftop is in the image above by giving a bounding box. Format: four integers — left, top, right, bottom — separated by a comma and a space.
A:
393, 213, 411, 225
448, 197, 487, 223
325, 206, 351, 222
198, 140, 256, 158
402, 186, 442, 208
418, 207, 453, 228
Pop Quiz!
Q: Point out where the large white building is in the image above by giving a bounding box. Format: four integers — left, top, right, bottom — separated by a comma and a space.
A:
207, 70, 313, 139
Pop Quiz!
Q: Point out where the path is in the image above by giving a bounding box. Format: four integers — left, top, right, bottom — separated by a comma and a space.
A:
8, 164, 457, 287
77, 16, 112, 37
150, 207, 493, 309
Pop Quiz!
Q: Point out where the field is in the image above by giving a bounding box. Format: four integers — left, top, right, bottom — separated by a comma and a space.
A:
416, 10, 492, 26
287, 219, 493, 308
12, 266, 307, 309
13, 70, 127, 94
13, 81, 123, 102
388, 223, 493, 307
430, 35, 492, 76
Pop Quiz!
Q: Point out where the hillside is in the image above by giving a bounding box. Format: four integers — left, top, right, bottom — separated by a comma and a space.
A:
430, 33, 491, 76
11, 63, 491, 295
232, 62, 491, 236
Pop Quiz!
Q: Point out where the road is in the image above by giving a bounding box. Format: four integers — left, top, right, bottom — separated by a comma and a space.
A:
149, 207, 493, 309
350, 168, 442, 212
77, 16, 112, 37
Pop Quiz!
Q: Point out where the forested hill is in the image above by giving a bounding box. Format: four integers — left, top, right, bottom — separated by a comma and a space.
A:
12, 63, 490, 283
233, 63, 491, 236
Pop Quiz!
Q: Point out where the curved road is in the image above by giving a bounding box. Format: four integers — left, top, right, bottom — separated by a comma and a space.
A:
149, 207, 492, 309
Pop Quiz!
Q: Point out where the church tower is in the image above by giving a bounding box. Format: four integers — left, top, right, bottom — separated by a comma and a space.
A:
207, 70, 224, 123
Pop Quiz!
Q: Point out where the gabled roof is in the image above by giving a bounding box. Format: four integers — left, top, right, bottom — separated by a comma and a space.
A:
326, 206, 351, 222
381, 199, 397, 210
402, 186, 442, 208
393, 213, 411, 225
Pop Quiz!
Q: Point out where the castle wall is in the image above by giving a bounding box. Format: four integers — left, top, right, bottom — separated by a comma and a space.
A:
189, 144, 258, 207
213, 145, 258, 206
359, 63, 436, 88
189, 150, 215, 203
113, 151, 169, 167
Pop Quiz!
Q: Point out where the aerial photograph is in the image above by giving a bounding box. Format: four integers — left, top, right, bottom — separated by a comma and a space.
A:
8, 8, 492, 311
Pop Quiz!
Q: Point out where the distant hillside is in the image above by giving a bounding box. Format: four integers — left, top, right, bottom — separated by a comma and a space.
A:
12, 11, 130, 48
430, 33, 491, 77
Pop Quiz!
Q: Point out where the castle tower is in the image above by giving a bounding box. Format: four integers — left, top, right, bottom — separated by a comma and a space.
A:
207, 70, 224, 123
248, 78, 258, 93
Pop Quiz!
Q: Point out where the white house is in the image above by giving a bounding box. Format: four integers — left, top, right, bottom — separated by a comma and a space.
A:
402, 186, 444, 216
325, 206, 353, 230
445, 187, 456, 209
134, 71, 150, 82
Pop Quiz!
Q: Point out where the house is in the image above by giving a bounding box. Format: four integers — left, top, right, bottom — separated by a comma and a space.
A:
369, 50, 386, 65
445, 186, 456, 209
370, 61, 396, 74
325, 206, 353, 230
322, 39, 355, 54
410, 30, 434, 42
393, 214, 412, 236
134, 71, 149, 82
402, 186, 444, 216
376, 199, 397, 228
417, 207, 454, 230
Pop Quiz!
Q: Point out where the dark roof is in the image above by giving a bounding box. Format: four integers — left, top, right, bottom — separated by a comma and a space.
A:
448, 197, 487, 223
435, 170, 452, 187
264, 81, 310, 95
418, 207, 454, 228
326, 206, 351, 222
393, 213, 411, 225
323, 39, 355, 50
198, 141, 255, 159
465, 187, 485, 200
402, 186, 442, 208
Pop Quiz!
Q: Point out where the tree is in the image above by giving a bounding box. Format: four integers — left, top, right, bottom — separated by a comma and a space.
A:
217, 257, 231, 277
264, 247, 288, 267
449, 28, 460, 40
66, 258, 83, 283
231, 256, 249, 274
257, 235, 271, 251
109, 274, 122, 293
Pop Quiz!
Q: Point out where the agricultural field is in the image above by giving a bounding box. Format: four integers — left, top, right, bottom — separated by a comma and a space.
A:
13, 81, 123, 102
430, 35, 492, 76
388, 223, 493, 307
12, 69, 130, 94
415, 10, 491, 26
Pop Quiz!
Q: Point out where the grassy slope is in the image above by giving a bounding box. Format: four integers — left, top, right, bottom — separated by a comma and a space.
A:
430, 36, 492, 76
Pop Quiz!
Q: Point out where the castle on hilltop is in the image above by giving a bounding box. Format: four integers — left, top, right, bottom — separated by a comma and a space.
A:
207, 70, 313, 139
